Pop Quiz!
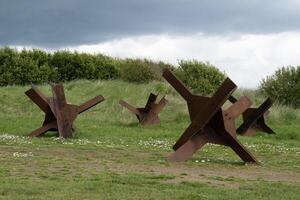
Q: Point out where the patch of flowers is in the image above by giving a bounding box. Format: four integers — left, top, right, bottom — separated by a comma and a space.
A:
244, 142, 300, 154
13, 151, 34, 158
195, 158, 211, 163
50, 136, 127, 148
138, 138, 171, 150
1, 132, 299, 157
0, 133, 32, 145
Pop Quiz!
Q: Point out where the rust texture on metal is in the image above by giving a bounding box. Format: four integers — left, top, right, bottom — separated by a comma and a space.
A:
163, 69, 258, 164
119, 93, 168, 125
229, 96, 275, 136
25, 84, 104, 138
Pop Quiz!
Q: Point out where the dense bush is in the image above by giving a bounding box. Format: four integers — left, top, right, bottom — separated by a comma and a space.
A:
0, 47, 226, 89
175, 60, 226, 95
0, 47, 173, 85
260, 66, 300, 108
93, 54, 120, 80
50, 51, 119, 81
0, 47, 120, 85
118, 59, 162, 83
0, 47, 58, 85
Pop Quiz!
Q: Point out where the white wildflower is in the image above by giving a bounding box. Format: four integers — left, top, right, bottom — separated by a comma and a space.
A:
13, 152, 34, 158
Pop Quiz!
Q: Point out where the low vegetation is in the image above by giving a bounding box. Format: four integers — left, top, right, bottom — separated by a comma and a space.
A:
2, 47, 299, 107
0, 47, 226, 95
175, 60, 225, 95
0, 80, 299, 199
260, 66, 300, 108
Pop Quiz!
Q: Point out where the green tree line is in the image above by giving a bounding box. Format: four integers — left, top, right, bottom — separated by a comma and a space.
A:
0, 47, 299, 107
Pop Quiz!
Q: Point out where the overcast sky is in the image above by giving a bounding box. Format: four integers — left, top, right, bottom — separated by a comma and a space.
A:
1, 0, 300, 87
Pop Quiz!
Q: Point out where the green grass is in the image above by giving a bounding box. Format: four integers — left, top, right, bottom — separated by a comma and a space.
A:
0, 80, 299, 199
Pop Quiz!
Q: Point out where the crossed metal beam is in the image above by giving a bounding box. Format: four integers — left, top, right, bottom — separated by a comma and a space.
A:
119, 93, 168, 125
163, 69, 258, 164
228, 96, 275, 136
25, 84, 104, 138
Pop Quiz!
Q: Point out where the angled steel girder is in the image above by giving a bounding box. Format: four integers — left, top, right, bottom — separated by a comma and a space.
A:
228, 96, 275, 136
25, 84, 104, 138
119, 93, 168, 125
163, 69, 258, 164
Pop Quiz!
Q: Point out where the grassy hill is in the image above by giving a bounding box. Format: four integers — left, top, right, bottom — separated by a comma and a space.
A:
0, 80, 299, 199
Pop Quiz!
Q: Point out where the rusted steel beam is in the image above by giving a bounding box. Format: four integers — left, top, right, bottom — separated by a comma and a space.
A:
229, 96, 275, 136
223, 96, 253, 137
50, 84, 73, 138
162, 70, 193, 101
172, 78, 237, 151
119, 93, 168, 126
78, 96, 105, 114
25, 86, 50, 113
26, 83, 104, 138
163, 69, 258, 164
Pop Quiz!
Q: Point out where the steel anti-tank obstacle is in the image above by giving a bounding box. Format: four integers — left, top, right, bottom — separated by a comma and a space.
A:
228, 96, 275, 136
119, 93, 168, 125
25, 83, 104, 138
162, 69, 259, 164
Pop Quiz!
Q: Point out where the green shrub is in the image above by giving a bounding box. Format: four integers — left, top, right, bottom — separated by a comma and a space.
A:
260, 66, 300, 108
92, 54, 119, 80
20, 48, 50, 66
119, 59, 161, 83
175, 60, 226, 96
0, 48, 227, 89
49, 51, 82, 81
0, 48, 58, 85
0, 47, 18, 85
0, 47, 120, 85
50, 52, 119, 81
0, 47, 182, 86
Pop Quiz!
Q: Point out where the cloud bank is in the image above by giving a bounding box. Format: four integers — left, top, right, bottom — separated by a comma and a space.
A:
1, 0, 300, 47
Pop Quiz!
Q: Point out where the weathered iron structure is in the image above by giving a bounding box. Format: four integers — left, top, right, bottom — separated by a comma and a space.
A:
163, 69, 258, 164
119, 93, 168, 125
25, 84, 104, 138
229, 96, 275, 136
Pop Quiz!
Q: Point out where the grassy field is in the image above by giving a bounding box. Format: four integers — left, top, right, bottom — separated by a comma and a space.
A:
0, 80, 299, 200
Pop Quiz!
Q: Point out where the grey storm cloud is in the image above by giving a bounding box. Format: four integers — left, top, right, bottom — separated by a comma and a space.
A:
0, 0, 300, 48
